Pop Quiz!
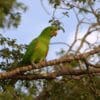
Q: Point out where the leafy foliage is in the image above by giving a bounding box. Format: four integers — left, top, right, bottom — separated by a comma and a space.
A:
49, 0, 61, 8
0, 0, 27, 28
42, 76, 100, 100
0, 34, 26, 70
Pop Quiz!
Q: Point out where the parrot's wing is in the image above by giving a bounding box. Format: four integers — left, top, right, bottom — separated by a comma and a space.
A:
21, 38, 39, 65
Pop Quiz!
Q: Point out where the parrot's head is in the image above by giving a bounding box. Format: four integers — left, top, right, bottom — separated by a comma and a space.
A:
50, 26, 59, 37
44, 26, 59, 37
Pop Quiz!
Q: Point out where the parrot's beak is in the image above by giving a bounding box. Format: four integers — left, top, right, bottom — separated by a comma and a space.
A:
52, 31, 57, 37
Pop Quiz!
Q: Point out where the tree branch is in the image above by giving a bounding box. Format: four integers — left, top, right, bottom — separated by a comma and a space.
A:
7, 68, 100, 80
0, 46, 99, 80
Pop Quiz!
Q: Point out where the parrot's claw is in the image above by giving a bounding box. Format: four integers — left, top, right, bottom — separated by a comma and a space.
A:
32, 62, 38, 68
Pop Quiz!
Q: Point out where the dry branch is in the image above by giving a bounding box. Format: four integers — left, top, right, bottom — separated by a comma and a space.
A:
8, 68, 100, 80
0, 46, 99, 80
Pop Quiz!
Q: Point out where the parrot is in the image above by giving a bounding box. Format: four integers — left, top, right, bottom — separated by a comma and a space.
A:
8, 26, 59, 85
19, 26, 59, 67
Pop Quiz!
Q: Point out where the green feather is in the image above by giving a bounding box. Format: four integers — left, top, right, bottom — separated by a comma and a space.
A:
19, 26, 58, 66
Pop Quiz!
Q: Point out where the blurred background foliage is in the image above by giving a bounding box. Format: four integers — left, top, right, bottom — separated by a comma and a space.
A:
0, 0, 27, 28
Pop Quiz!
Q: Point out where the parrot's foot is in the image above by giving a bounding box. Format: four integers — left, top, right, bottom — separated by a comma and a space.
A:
32, 62, 38, 68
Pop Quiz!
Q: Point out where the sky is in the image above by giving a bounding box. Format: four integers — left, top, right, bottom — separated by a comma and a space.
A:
1, 0, 74, 60
0, 0, 99, 60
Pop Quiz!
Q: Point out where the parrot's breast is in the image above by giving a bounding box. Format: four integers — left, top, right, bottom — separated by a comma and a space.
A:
30, 39, 50, 63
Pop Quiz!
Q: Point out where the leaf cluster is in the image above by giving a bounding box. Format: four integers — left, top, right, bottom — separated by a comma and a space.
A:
0, 0, 27, 28
0, 34, 26, 70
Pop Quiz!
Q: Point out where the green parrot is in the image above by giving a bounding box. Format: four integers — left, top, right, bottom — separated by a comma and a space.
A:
9, 26, 59, 85
19, 26, 59, 66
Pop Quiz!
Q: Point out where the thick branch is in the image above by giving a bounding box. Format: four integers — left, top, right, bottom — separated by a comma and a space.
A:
8, 68, 100, 80
0, 46, 99, 80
